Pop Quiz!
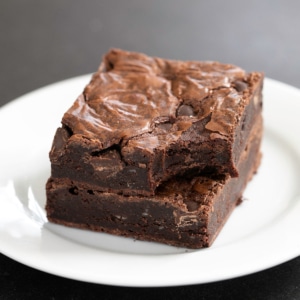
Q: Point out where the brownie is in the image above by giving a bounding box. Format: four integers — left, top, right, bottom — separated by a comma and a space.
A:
46, 115, 262, 249
49, 49, 263, 196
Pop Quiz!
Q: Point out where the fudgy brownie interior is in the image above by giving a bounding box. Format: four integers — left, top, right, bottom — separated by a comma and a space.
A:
46, 110, 262, 248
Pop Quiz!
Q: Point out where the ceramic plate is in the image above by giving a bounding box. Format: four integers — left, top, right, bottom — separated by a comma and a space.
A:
0, 75, 300, 287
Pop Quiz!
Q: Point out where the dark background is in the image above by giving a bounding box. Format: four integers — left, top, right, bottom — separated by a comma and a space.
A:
1, 1, 300, 299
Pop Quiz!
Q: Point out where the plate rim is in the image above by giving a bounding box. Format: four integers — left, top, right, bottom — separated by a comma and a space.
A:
0, 75, 300, 287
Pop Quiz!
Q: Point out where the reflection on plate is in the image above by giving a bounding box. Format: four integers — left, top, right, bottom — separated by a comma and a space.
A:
0, 76, 300, 287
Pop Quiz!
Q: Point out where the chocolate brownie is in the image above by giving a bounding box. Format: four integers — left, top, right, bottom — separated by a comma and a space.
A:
49, 49, 263, 196
46, 115, 262, 249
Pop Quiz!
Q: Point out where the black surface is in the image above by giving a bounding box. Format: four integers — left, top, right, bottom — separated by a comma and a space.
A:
1, 1, 300, 299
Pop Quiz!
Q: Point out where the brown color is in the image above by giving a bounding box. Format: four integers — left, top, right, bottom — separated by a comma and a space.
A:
46, 114, 262, 249
49, 49, 263, 196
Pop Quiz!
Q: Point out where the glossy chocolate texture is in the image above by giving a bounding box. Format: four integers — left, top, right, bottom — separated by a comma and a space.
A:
49, 49, 263, 196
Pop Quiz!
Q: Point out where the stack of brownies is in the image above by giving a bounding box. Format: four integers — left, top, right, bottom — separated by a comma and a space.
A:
46, 49, 263, 249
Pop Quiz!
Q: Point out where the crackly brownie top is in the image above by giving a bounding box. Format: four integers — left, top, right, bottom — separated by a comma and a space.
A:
62, 49, 261, 149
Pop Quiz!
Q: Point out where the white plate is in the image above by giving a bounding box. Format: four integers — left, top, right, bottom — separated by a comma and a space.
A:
0, 75, 300, 287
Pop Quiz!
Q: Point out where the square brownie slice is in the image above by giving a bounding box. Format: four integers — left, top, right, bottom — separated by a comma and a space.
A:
49, 49, 263, 196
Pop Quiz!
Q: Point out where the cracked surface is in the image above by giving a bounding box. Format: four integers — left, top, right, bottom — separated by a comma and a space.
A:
49, 49, 263, 195
62, 48, 259, 149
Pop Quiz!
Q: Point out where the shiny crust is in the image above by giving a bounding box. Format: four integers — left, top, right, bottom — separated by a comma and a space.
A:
63, 48, 262, 149
49, 49, 263, 195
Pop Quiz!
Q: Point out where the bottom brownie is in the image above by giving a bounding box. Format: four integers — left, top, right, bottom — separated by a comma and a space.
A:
46, 117, 262, 249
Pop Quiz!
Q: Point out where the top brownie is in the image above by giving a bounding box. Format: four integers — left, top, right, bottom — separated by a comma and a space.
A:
50, 49, 263, 196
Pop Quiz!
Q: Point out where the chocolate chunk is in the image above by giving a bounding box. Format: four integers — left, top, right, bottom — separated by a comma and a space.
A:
185, 200, 199, 211
156, 122, 173, 131
234, 80, 248, 92
177, 104, 195, 117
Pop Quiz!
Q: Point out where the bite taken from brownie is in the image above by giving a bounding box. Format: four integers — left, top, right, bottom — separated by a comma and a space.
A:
46, 49, 263, 249
49, 49, 263, 196
46, 115, 262, 249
